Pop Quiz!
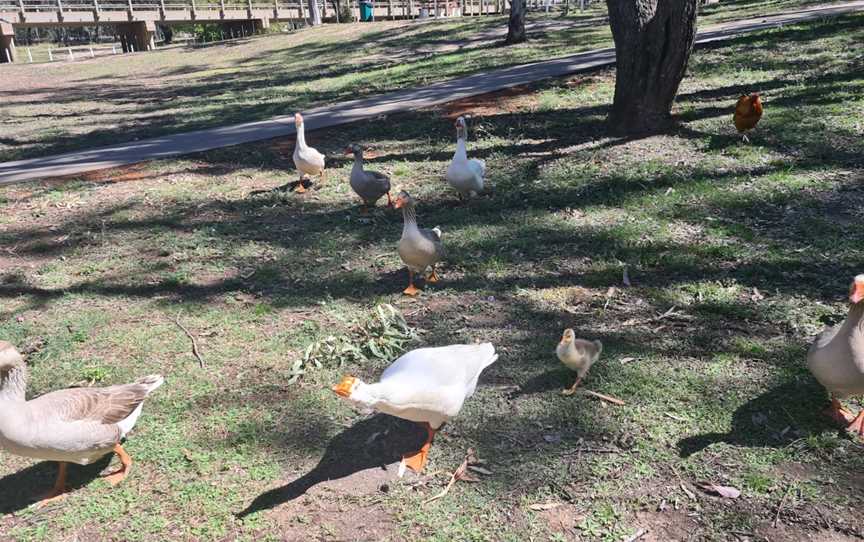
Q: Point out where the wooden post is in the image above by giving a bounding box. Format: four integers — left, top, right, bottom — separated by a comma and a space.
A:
48, 48, 53, 61
433, 0, 437, 17
67, 46, 73, 60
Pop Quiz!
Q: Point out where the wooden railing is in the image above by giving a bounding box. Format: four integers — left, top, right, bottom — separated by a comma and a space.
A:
0, 0, 505, 15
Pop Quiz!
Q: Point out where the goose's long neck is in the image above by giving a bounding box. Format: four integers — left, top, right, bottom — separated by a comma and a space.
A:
845, 302, 864, 332
352, 153, 364, 173
296, 123, 307, 149
401, 203, 419, 235
0, 364, 27, 403
454, 136, 468, 161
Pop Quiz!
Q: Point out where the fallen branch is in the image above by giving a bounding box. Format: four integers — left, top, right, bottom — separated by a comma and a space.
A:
579, 389, 625, 406
622, 306, 691, 327
773, 483, 792, 528
424, 448, 481, 505
623, 528, 648, 542
547, 479, 575, 502
173, 316, 205, 368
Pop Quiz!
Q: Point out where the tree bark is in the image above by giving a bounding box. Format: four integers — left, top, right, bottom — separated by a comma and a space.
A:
308, 0, 322, 24
504, 0, 526, 45
606, 0, 698, 134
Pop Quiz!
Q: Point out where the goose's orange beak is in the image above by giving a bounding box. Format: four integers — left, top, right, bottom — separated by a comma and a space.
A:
850, 279, 864, 304
332, 376, 357, 398
393, 197, 404, 209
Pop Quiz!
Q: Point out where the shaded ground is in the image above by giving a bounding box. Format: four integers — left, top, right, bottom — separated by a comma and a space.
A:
0, 0, 844, 164
1, 11, 864, 542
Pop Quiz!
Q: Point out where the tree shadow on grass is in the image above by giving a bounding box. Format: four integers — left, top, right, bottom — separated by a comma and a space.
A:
0, 454, 112, 515
235, 414, 426, 518
676, 378, 844, 458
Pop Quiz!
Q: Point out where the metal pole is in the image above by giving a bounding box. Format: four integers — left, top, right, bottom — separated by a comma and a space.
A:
49, 48, 54, 61
89, 46, 94, 57
27, 47, 33, 62
3, 49, 10, 63
67, 47, 74, 60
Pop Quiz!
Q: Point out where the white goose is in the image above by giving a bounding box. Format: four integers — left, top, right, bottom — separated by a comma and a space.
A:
292, 112, 326, 193
445, 116, 486, 199
0, 341, 164, 506
807, 274, 864, 435
333, 343, 497, 475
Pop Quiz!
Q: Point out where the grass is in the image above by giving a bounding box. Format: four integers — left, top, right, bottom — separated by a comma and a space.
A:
1, 9, 864, 542
0, 0, 844, 163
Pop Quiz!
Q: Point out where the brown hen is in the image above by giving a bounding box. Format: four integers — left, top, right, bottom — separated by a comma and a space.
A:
733, 93, 763, 141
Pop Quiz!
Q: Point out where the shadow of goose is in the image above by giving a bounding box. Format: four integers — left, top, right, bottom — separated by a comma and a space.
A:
236, 414, 426, 518
676, 379, 846, 458
0, 454, 112, 514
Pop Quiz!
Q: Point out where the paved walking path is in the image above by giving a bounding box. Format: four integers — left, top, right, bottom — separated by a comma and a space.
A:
2, 0, 862, 185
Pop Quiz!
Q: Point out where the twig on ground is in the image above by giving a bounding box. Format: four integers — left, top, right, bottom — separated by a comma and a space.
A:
623, 528, 648, 542
491, 429, 529, 447
622, 306, 688, 327
173, 316, 205, 368
773, 483, 792, 528
547, 479, 575, 502
424, 448, 480, 504
579, 389, 625, 405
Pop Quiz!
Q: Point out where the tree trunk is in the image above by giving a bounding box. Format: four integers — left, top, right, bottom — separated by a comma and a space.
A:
308, 0, 322, 24
606, 0, 698, 134
504, 0, 526, 44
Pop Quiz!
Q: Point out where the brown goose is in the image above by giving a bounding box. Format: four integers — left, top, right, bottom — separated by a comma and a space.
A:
0, 341, 164, 506
345, 144, 392, 213
807, 275, 864, 435
556, 329, 603, 395
394, 191, 443, 296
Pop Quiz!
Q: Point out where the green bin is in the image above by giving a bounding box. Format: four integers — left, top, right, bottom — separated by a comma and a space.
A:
360, 1, 373, 21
